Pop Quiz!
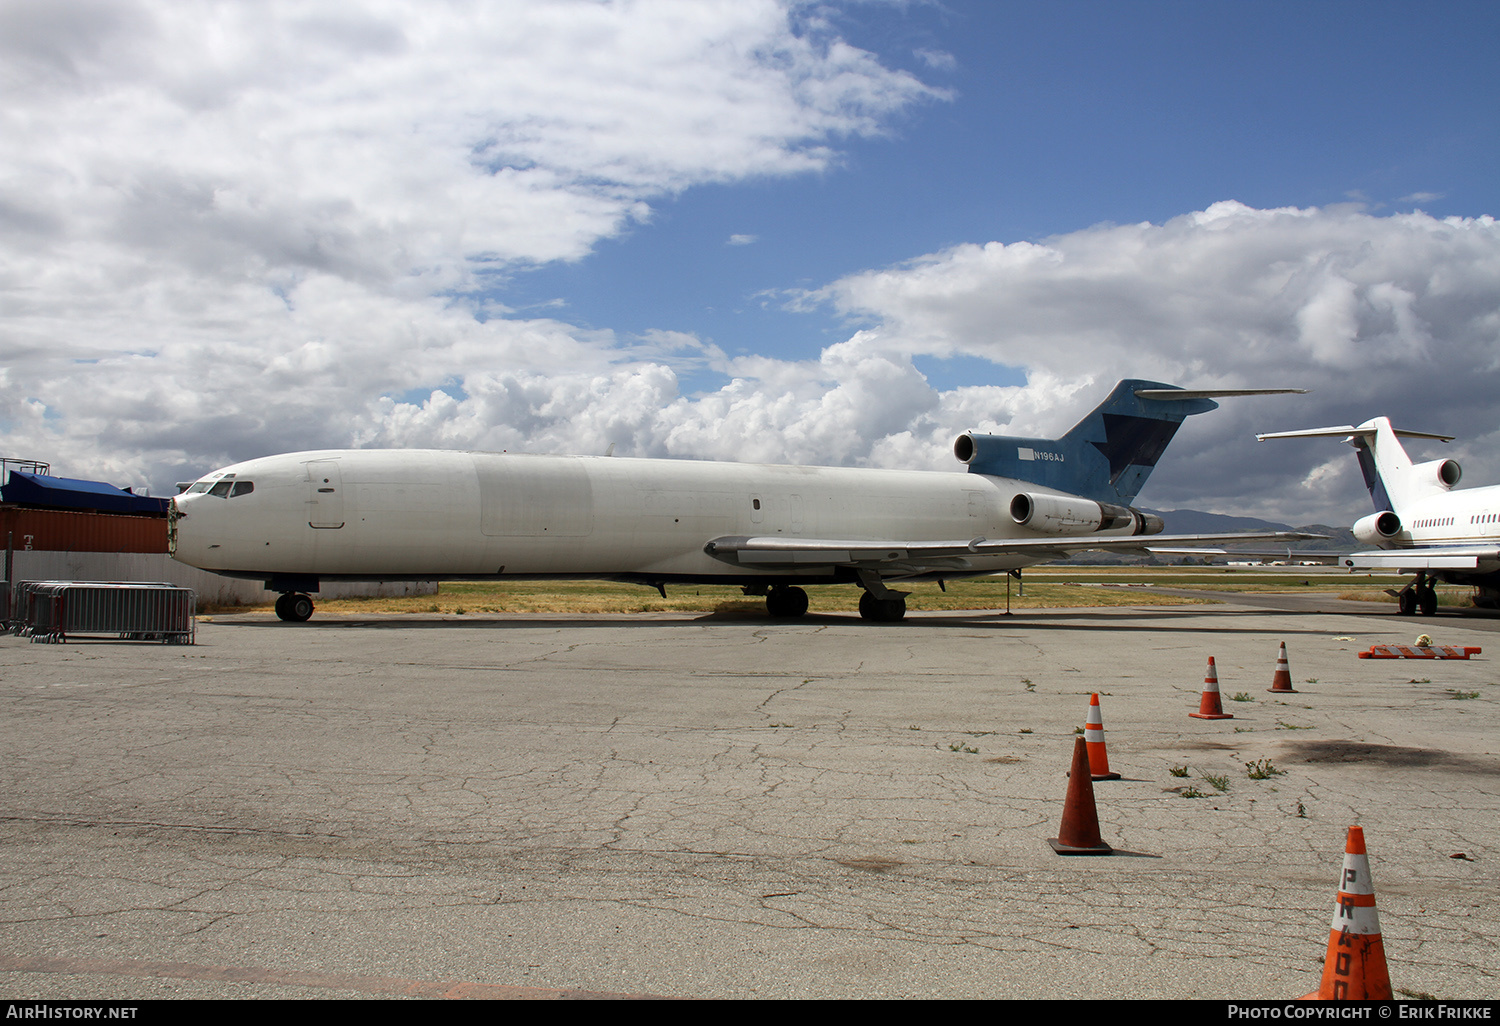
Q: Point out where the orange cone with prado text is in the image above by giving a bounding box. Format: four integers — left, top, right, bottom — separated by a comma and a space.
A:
1268, 641, 1298, 693
1189, 656, 1234, 719
1083, 693, 1120, 780
1303, 826, 1392, 1000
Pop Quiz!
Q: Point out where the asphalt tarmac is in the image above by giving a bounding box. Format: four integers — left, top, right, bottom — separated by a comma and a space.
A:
2, 597, 1497, 1000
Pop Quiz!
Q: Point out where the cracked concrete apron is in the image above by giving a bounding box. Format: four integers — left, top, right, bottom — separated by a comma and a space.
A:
2, 605, 1496, 999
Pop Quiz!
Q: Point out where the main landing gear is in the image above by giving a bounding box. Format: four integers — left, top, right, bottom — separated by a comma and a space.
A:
274, 593, 316, 622
1396, 573, 1438, 616
858, 591, 907, 622
752, 578, 908, 621
765, 585, 810, 619
856, 571, 908, 622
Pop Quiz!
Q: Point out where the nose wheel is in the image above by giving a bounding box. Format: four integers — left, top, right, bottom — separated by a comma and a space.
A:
274, 593, 316, 622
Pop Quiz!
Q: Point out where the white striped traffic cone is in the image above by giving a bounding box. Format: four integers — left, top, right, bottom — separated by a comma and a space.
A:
1302, 825, 1392, 1000
1083, 693, 1120, 780
1189, 656, 1233, 719
1268, 641, 1298, 693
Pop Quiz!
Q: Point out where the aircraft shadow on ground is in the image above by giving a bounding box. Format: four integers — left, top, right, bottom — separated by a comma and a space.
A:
214, 606, 1392, 634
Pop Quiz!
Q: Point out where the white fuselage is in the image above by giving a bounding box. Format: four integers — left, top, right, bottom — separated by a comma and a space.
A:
169, 448, 1133, 583
1379, 483, 1500, 550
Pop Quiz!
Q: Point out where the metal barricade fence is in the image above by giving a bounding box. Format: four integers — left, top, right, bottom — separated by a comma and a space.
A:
9, 580, 72, 635
12, 581, 196, 644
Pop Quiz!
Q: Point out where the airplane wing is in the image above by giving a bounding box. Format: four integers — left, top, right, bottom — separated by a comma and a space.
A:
704, 531, 1323, 575
1147, 546, 1346, 564
1162, 545, 1500, 571
1340, 547, 1500, 571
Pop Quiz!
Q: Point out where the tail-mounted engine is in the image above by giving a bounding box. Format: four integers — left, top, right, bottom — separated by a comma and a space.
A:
1353, 510, 1402, 545
1009, 491, 1163, 537
1410, 458, 1462, 490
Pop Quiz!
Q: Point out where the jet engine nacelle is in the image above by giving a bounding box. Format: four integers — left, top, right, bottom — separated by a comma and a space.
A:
1353, 510, 1403, 545
954, 433, 1007, 466
1410, 458, 1462, 490
1009, 492, 1162, 537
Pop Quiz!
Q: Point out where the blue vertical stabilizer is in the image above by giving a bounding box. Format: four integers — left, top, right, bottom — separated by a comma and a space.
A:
956, 380, 1222, 505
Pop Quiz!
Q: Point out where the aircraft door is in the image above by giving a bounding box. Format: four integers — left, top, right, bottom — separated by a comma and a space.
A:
305, 459, 345, 528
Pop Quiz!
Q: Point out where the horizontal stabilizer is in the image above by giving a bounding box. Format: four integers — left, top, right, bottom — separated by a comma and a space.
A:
1257, 425, 1454, 443
1136, 388, 1307, 401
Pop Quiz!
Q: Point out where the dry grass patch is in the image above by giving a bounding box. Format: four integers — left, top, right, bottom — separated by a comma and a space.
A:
204, 574, 1223, 617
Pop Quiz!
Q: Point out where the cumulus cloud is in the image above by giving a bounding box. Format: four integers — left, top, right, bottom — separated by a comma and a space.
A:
4, 3, 1498, 532
813, 201, 1500, 522
0, 0, 937, 488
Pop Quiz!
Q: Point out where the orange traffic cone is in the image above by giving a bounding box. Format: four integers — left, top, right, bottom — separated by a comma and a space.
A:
1083, 693, 1121, 780
1189, 656, 1234, 719
1269, 642, 1298, 693
1048, 737, 1113, 855
1303, 826, 1392, 1000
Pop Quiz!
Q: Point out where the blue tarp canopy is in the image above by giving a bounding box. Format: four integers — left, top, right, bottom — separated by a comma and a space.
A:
1, 471, 169, 515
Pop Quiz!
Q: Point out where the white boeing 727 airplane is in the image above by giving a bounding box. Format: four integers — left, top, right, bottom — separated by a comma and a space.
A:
170, 379, 1311, 621
1259, 418, 1500, 615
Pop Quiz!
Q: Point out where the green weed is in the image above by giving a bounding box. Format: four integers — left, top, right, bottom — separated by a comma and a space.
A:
1246, 758, 1284, 779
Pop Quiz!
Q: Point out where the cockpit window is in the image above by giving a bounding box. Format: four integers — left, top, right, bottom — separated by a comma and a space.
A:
186, 481, 212, 494
209, 481, 233, 498
230, 481, 254, 497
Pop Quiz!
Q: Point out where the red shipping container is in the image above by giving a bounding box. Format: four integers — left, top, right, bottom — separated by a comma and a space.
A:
0, 506, 168, 554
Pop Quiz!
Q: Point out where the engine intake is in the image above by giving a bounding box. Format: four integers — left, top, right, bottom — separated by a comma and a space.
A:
1353, 510, 1402, 545
1410, 458, 1461, 490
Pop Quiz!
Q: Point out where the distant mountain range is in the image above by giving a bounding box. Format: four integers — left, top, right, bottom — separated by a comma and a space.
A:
1049, 509, 1355, 565
1146, 509, 1356, 551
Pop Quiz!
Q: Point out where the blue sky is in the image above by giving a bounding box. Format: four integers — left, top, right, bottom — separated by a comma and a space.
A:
503, 0, 1500, 390
2, 0, 1498, 524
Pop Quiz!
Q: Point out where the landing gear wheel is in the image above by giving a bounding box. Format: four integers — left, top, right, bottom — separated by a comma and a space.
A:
1418, 585, 1438, 616
276, 593, 315, 621
858, 591, 907, 622
766, 586, 809, 619
1397, 588, 1416, 616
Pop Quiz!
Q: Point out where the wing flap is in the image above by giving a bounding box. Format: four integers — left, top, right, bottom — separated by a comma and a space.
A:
704, 532, 1321, 572
1344, 549, 1492, 571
